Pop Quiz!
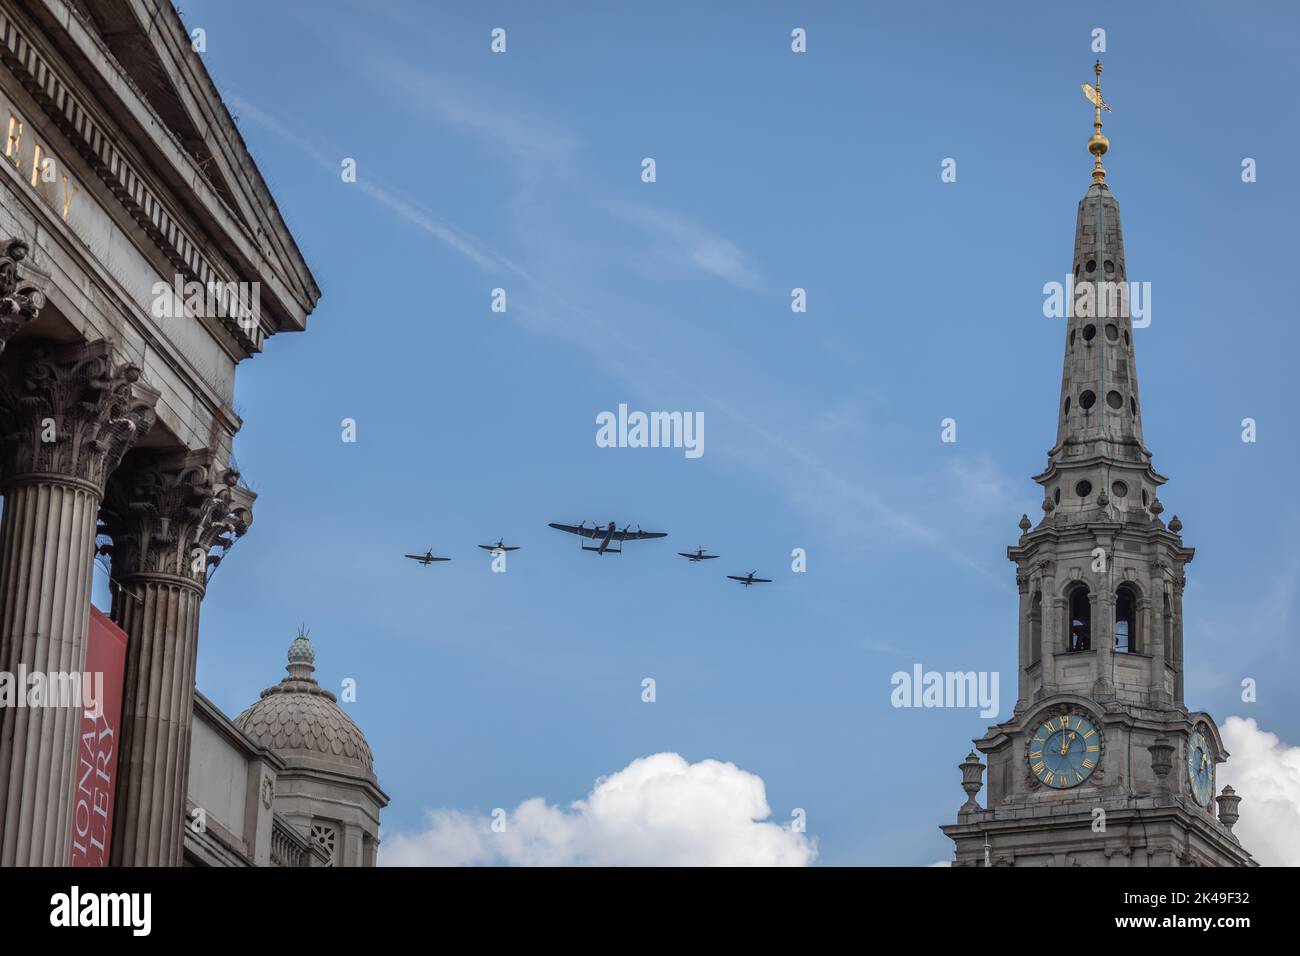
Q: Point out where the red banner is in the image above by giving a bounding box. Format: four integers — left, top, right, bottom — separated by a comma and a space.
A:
70, 605, 127, 866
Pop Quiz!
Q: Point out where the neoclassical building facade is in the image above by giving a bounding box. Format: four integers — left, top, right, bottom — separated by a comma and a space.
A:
0, 0, 383, 866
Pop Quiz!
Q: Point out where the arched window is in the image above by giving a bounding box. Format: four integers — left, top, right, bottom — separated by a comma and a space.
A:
1030, 591, 1042, 665
1068, 587, 1091, 652
1115, 585, 1137, 653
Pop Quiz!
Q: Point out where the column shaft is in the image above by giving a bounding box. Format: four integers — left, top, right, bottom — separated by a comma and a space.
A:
0, 479, 100, 866
109, 577, 201, 867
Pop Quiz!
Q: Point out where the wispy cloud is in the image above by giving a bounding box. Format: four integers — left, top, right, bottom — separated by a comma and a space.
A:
604, 200, 765, 292
228, 93, 535, 281
368, 59, 578, 170
230, 77, 998, 583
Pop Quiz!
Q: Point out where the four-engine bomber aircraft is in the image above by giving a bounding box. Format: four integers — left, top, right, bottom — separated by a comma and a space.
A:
478, 539, 521, 554
405, 548, 451, 566
678, 547, 719, 562
548, 521, 667, 555
727, 571, 771, 587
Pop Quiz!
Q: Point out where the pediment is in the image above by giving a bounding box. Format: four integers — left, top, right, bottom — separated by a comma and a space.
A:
11, 0, 318, 338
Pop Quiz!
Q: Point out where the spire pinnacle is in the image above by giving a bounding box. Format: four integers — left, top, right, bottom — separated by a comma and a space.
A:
1082, 60, 1113, 185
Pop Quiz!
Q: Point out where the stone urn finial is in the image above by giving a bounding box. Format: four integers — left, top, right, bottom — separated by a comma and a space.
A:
959, 751, 985, 814
1216, 785, 1241, 833
1148, 737, 1174, 795
1019, 513, 1032, 532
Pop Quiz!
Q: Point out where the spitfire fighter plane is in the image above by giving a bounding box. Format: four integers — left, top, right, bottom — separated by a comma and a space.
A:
478, 539, 520, 554
548, 521, 667, 555
678, 547, 719, 562
404, 548, 451, 566
727, 571, 771, 587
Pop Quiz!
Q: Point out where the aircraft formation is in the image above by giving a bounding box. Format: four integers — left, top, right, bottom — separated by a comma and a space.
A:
403, 521, 770, 586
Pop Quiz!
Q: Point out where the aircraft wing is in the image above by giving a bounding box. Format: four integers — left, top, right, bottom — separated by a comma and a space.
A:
548, 523, 602, 539
404, 554, 425, 560
611, 529, 667, 541
752, 577, 772, 583
726, 575, 747, 582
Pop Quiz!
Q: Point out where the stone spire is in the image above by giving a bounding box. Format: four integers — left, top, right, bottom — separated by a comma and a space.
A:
1036, 64, 1162, 527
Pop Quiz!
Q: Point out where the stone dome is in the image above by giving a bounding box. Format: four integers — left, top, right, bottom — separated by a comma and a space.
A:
234, 631, 374, 777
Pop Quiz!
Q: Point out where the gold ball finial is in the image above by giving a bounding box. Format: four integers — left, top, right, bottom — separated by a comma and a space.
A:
1083, 60, 1112, 185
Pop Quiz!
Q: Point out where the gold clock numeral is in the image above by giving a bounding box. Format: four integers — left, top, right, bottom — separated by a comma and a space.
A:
1032, 762, 1045, 774
1075, 771, 1084, 783
1044, 771, 1054, 785
1081, 758, 1095, 770
1029, 750, 1042, 759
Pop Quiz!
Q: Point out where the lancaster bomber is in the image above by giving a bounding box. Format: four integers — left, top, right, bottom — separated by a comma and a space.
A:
547, 521, 667, 555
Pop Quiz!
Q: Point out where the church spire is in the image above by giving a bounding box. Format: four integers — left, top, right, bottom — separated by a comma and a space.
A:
1037, 61, 1164, 526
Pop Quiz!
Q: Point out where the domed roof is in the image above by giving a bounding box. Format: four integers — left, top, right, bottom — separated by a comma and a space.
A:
234, 630, 374, 778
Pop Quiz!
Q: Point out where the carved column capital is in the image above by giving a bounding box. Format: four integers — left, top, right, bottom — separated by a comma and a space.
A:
0, 239, 48, 352
0, 340, 159, 492
99, 448, 254, 589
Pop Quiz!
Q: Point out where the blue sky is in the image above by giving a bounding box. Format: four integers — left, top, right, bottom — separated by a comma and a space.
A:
160, 1, 1299, 864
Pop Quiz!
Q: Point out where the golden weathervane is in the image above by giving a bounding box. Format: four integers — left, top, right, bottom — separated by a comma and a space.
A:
1082, 60, 1112, 185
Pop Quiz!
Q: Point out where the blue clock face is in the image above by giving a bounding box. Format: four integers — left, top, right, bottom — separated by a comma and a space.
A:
1029, 713, 1100, 789
1187, 729, 1214, 806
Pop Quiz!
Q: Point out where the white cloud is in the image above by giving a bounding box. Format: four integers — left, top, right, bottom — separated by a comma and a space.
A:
1219, 716, 1300, 866
380, 752, 817, 866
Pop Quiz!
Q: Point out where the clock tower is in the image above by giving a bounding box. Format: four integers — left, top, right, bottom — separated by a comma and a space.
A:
940, 63, 1254, 867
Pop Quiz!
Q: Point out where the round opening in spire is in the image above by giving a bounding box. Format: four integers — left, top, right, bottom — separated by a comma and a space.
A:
1075, 480, 1093, 499
1086, 260, 1097, 273
1079, 390, 1096, 410
1106, 390, 1123, 410
1105, 323, 1119, 342
1082, 324, 1096, 342
1112, 481, 1128, 498
1064, 397, 1071, 416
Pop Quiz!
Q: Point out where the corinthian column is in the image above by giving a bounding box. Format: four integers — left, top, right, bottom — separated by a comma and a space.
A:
0, 340, 158, 866
100, 449, 252, 866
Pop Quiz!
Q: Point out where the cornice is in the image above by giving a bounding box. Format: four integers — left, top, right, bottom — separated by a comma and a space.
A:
0, 3, 270, 356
